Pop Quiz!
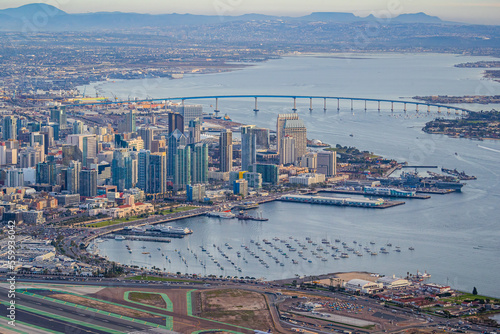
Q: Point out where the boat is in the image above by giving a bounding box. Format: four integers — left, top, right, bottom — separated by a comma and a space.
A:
409, 247, 415, 250
142, 252, 150, 254
95, 238, 104, 243
371, 252, 378, 255
234, 201, 259, 210
115, 235, 126, 240
206, 210, 235, 219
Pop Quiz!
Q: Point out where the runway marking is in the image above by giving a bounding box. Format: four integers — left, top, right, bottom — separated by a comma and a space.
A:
123, 290, 174, 329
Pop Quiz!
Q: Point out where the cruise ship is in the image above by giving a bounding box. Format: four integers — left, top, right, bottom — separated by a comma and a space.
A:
206, 210, 235, 219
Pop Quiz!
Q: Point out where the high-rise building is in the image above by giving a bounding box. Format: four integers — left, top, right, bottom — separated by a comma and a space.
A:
36, 161, 57, 185
280, 135, 296, 165
168, 112, 184, 135
137, 149, 150, 192
219, 129, 233, 172
150, 139, 166, 153
62, 145, 82, 166
83, 136, 97, 167
137, 127, 154, 151
300, 152, 318, 170
276, 113, 299, 152
112, 149, 133, 191
253, 128, 270, 149
233, 179, 248, 197
19, 145, 45, 168
170, 104, 202, 129
250, 164, 279, 185
80, 169, 98, 197
317, 151, 337, 177
167, 129, 187, 179
41, 126, 54, 148
283, 119, 307, 158
125, 109, 136, 133
73, 120, 84, 134
174, 145, 191, 189
30, 132, 47, 154
241, 125, 257, 171
2, 116, 17, 140
149, 152, 167, 194
50, 106, 67, 129
190, 143, 208, 184
188, 118, 201, 144
187, 184, 206, 202
5, 168, 24, 187
67, 160, 81, 194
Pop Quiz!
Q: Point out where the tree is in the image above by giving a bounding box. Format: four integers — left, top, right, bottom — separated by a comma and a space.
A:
472, 287, 478, 295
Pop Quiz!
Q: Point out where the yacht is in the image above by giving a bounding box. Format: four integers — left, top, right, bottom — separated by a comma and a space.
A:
115, 235, 126, 240
206, 211, 235, 219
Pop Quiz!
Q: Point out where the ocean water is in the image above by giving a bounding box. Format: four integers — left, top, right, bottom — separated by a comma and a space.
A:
89, 53, 500, 297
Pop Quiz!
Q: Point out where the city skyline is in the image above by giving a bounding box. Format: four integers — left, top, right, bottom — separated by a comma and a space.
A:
0, 0, 498, 24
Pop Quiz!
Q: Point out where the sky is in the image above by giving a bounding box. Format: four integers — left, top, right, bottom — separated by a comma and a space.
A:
0, 0, 499, 24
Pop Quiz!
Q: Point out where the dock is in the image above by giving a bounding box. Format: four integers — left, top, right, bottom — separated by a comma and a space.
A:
321, 189, 431, 199
103, 235, 171, 243
279, 194, 405, 209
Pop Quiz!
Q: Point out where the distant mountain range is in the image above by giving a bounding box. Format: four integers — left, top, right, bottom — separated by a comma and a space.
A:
0, 3, 455, 31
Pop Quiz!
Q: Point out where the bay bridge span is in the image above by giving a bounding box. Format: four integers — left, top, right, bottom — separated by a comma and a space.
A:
68, 94, 472, 115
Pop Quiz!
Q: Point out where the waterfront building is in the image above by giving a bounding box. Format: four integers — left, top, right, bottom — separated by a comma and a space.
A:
79, 169, 98, 197
2, 116, 17, 141
233, 179, 248, 197
219, 129, 233, 172
241, 125, 257, 171
344, 279, 383, 294
243, 172, 262, 189
317, 151, 337, 177
288, 173, 326, 186
190, 143, 208, 184
276, 113, 299, 152
111, 149, 133, 191
187, 184, 206, 202
249, 163, 279, 185
279, 135, 296, 165
168, 112, 184, 135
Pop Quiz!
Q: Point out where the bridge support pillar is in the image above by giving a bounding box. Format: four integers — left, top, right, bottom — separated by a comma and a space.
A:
309, 98, 313, 112
427, 104, 431, 112
447, 108, 451, 114
364, 100, 367, 111
253, 97, 259, 112
182, 99, 185, 107
438, 106, 441, 113
292, 97, 297, 112
416, 104, 419, 112
378, 101, 380, 111
391, 101, 394, 112
350, 99, 353, 111
214, 97, 220, 115
323, 98, 327, 112
404, 103, 407, 112
337, 98, 340, 111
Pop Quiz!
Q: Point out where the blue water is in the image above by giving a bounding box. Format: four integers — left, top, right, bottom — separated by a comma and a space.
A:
90, 53, 500, 297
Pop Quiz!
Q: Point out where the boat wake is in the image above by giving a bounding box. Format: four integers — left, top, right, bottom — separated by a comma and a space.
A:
478, 144, 500, 154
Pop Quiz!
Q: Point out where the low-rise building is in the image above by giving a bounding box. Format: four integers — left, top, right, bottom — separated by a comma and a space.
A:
344, 279, 383, 294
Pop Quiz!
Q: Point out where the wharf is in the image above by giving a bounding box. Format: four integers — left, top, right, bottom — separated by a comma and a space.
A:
279, 194, 405, 209
113, 230, 188, 238
321, 189, 430, 199
415, 188, 456, 194
103, 235, 171, 243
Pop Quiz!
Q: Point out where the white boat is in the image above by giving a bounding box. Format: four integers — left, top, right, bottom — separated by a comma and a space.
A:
206, 211, 235, 219
115, 235, 126, 240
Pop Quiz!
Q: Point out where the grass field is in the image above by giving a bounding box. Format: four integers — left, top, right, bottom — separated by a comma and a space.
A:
86, 206, 197, 228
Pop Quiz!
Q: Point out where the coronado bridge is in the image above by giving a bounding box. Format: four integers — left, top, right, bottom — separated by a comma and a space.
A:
67, 94, 472, 115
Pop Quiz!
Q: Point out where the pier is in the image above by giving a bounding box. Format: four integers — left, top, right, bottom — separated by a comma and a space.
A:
103, 235, 171, 243
320, 189, 431, 199
279, 194, 405, 209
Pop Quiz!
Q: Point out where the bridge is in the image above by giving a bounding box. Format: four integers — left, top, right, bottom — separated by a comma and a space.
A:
67, 94, 472, 115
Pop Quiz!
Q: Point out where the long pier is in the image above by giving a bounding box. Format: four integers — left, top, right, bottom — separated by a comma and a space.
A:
67, 94, 472, 115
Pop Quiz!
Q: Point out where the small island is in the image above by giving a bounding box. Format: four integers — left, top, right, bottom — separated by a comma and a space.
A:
422, 110, 500, 140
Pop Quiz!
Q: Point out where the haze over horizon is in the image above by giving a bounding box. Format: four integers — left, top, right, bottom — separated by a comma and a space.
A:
0, 0, 498, 25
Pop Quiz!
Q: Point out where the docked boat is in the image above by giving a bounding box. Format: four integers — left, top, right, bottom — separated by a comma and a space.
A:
206, 210, 235, 219
234, 201, 259, 210
115, 235, 126, 240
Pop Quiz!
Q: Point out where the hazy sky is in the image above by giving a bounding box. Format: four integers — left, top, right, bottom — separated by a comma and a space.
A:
0, 0, 499, 24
